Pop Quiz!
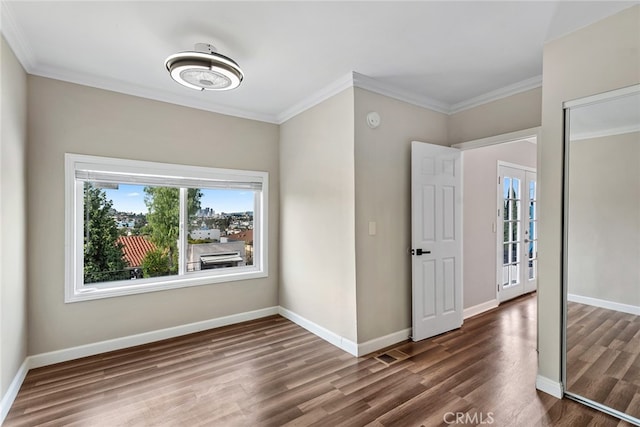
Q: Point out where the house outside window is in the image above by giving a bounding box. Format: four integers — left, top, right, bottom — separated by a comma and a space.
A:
65, 153, 268, 302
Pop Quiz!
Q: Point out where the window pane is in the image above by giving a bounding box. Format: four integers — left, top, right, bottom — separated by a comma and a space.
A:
512, 178, 521, 199
138, 186, 180, 279
503, 221, 509, 244
532, 241, 537, 260
529, 220, 534, 240
529, 260, 537, 280
83, 182, 131, 283
510, 264, 519, 285
512, 200, 520, 221
503, 244, 509, 265
531, 201, 537, 221
511, 220, 519, 242
503, 177, 511, 200
87, 182, 182, 283
529, 180, 536, 201
511, 243, 519, 264
187, 188, 255, 272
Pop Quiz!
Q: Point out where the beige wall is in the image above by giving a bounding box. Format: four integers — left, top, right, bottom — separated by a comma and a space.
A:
448, 88, 542, 144
0, 37, 28, 398
279, 88, 358, 342
6, 5, 636, 383
538, 5, 640, 384
27, 76, 280, 354
462, 140, 537, 309
567, 132, 640, 307
353, 88, 448, 343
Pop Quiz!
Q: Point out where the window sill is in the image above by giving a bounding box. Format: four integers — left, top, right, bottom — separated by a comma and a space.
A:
65, 268, 267, 303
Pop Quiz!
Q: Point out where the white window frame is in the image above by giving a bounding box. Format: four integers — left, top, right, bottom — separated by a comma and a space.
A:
65, 153, 268, 303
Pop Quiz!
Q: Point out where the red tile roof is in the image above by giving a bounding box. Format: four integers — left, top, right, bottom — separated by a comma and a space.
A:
117, 235, 157, 268
227, 230, 253, 244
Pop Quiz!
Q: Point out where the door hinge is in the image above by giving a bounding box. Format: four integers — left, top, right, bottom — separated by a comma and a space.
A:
498, 176, 501, 184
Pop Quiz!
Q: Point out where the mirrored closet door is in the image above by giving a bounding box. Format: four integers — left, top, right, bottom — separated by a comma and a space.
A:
563, 84, 640, 425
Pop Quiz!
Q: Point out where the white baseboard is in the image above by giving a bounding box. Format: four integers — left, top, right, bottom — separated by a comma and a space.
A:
536, 374, 563, 399
29, 306, 279, 369
278, 307, 358, 356
0, 358, 29, 425
277, 307, 411, 357
357, 328, 412, 356
3, 305, 409, 421
1, 307, 279, 422
464, 299, 499, 319
568, 293, 640, 316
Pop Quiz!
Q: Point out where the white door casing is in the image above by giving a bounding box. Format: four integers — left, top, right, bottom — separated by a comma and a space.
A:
411, 141, 463, 341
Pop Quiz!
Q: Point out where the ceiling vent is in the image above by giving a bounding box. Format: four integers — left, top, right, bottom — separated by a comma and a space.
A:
165, 43, 243, 91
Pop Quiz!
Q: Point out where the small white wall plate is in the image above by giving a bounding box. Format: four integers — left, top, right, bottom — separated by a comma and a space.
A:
366, 111, 381, 129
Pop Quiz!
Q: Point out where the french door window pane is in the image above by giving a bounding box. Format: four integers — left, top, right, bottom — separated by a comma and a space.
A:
529, 260, 537, 280
529, 181, 535, 200
510, 264, 519, 285
512, 200, 520, 221
512, 178, 521, 199
503, 177, 511, 200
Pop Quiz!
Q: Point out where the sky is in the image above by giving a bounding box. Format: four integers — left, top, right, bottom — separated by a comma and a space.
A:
103, 184, 254, 214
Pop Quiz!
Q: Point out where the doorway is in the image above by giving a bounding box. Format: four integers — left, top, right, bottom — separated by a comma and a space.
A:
498, 163, 537, 302
451, 127, 538, 318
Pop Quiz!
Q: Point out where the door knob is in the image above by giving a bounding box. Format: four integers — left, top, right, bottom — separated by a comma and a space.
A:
411, 248, 431, 256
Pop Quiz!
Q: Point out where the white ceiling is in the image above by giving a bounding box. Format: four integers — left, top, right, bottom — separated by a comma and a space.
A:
1, 1, 637, 123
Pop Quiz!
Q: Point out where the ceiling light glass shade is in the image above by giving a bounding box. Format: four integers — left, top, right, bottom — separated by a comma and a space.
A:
165, 51, 243, 91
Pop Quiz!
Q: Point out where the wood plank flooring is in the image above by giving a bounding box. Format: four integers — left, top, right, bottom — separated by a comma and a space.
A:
5, 293, 635, 426
566, 302, 640, 420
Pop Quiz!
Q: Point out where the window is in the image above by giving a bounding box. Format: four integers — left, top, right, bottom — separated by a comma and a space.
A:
65, 154, 268, 302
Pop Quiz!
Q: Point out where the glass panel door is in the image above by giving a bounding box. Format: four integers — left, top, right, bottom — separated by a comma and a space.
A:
499, 165, 536, 302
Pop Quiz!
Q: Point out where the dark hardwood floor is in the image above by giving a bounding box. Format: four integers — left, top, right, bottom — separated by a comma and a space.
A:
5, 293, 634, 426
566, 301, 640, 420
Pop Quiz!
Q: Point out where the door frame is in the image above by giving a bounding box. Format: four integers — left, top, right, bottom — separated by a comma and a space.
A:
451, 126, 540, 317
496, 161, 537, 302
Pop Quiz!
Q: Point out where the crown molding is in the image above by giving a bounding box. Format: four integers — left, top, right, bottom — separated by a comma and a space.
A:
352, 72, 451, 114
276, 70, 452, 123
1, 1, 37, 71
277, 72, 543, 122
449, 74, 543, 114
31, 64, 280, 124
276, 72, 355, 123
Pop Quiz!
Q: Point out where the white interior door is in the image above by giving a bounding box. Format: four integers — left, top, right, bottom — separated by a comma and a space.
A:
411, 141, 463, 341
498, 164, 537, 302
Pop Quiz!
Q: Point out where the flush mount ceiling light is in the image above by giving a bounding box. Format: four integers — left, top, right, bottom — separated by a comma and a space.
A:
165, 43, 243, 91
